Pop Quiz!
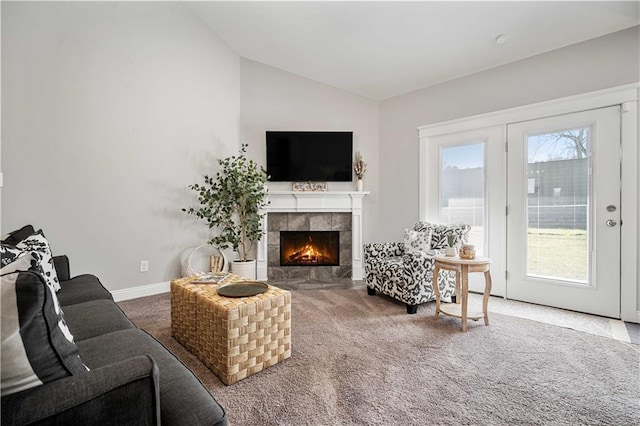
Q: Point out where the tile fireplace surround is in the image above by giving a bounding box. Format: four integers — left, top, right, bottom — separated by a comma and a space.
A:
257, 191, 369, 281
268, 213, 351, 280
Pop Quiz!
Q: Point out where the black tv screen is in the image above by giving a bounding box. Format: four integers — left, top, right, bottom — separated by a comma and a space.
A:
266, 131, 353, 182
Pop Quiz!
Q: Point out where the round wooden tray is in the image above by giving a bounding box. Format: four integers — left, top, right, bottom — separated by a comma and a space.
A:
217, 281, 269, 298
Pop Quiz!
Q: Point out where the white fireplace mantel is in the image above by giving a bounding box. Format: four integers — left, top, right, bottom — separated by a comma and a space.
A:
257, 191, 369, 281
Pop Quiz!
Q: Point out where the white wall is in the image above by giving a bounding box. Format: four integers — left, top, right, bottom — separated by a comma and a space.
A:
2, 2, 241, 291
240, 59, 380, 242
379, 26, 640, 241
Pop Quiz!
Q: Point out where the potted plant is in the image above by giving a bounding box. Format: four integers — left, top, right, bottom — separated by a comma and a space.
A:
183, 144, 269, 279
445, 234, 458, 257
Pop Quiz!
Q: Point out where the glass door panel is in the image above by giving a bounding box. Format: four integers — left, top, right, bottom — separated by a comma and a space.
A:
420, 126, 506, 296
425, 125, 505, 296
440, 142, 485, 255
526, 128, 590, 283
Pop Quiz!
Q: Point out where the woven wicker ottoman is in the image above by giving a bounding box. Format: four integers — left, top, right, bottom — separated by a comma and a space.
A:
171, 275, 291, 385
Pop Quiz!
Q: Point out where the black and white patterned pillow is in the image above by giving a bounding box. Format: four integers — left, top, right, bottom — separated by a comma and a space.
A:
403, 228, 432, 253
430, 223, 470, 250
1, 253, 87, 396
1, 244, 23, 268
11, 230, 61, 292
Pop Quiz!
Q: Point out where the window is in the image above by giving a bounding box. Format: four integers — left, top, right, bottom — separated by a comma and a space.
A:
526, 127, 590, 282
440, 142, 485, 254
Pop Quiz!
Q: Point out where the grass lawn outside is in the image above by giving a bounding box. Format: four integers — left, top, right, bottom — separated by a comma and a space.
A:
527, 228, 588, 282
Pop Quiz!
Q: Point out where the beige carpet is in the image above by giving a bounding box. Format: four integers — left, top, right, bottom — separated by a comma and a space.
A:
120, 289, 640, 425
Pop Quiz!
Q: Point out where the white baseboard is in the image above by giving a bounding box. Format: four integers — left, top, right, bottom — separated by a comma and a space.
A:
111, 281, 170, 302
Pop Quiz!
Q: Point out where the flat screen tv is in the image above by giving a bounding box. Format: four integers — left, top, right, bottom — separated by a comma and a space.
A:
266, 131, 353, 182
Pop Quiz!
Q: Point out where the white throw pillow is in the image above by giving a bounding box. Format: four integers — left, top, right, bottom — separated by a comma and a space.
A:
403, 229, 432, 253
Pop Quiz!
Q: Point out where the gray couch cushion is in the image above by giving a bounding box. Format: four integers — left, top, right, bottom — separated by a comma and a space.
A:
62, 300, 136, 342
57, 274, 112, 306
1, 355, 159, 425
77, 329, 227, 426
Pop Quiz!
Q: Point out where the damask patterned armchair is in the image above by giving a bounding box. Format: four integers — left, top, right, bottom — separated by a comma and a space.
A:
363, 222, 471, 314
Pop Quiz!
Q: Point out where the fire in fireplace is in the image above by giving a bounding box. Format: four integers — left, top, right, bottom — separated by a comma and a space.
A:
280, 231, 340, 266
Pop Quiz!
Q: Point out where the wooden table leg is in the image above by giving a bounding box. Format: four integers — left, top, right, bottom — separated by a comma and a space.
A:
454, 267, 461, 306
461, 264, 468, 332
433, 264, 441, 319
483, 270, 492, 326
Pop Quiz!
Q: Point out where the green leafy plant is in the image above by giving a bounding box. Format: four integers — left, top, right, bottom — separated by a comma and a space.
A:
447, 234, 458, 248
183, 144, 269, 262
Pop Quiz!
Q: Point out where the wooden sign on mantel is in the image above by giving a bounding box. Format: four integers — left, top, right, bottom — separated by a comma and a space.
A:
292, 182, 328, 192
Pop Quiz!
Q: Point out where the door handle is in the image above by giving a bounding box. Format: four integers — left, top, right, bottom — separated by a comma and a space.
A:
606, 219, 617, 227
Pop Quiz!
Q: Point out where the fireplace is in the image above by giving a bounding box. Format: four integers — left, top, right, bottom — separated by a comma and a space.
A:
258, 192, 368, 281
265, 212, 353, 281
280, 231, 340, 266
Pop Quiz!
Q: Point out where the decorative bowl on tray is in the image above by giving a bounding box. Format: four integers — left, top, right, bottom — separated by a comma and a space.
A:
216, 281, 269, 298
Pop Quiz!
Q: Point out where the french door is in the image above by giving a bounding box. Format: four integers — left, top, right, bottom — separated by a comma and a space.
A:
506, 106, 621, 317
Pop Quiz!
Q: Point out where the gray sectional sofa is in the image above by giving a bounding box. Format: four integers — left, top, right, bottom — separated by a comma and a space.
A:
1, 253, 227, 425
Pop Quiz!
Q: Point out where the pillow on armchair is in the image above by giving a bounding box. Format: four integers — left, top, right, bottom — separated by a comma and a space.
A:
411, 222, 469, 251
422, 223, 470, 250
403, 228, 432, 253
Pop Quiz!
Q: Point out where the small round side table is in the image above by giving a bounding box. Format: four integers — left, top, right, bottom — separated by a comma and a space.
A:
433, 255, 492, 332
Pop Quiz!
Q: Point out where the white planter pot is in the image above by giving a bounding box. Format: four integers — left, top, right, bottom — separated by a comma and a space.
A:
356, 179, 364, 191
445, 247, 458, 257
231, 259, 257, 280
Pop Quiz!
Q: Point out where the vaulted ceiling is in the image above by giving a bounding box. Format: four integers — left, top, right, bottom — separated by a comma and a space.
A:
187, 1, 639, 100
